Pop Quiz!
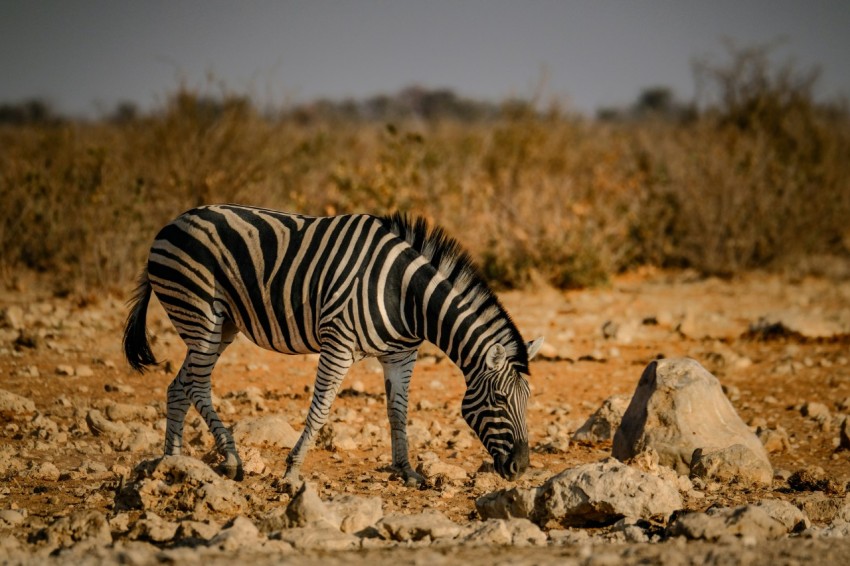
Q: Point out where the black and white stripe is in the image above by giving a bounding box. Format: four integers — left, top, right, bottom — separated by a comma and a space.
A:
124, 204, 543, 483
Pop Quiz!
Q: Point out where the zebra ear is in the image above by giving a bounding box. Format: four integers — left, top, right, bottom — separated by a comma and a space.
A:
485, 343, 507, 370
526, 337, 545, 361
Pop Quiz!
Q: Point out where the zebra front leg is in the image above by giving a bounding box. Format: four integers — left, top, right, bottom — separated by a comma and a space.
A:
284, 347, 353, 483
380, 349, 425, 487
183, 350, 243, 480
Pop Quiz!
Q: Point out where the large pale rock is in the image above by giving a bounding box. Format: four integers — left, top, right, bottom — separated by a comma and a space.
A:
375, 510, 461, 542
106, 402, 158, 422
127, 512, 179, 542
0, 389, 35, 413
477, 458, 682, 527
231, 415, 300, 449
536, 459, 682, 527
667, 505, 786, 541
572, 394, 631, 444
690, 444, 773, 488
463, 518, 547, 547
613, 358, 771, 474
755, 499, 810, 533
116, 456, 247, 520
86, 409, 131, 438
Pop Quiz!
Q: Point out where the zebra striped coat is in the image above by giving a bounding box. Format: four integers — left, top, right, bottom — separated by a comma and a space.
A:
124, 204, 543, 484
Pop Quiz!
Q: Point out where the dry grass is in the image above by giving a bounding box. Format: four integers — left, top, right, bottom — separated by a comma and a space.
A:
2, 48, 849, 292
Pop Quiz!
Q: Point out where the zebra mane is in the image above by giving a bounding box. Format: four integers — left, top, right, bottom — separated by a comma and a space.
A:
381, 212, 530, 374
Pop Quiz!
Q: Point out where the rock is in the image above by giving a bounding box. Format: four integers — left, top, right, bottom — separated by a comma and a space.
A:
116, 456, 247, 520
117, 425, 161, 453
572, 394, 631, 444
327, 494, 384, 534
231, 415, 300, 449
463, 518, 547, 546
106, 402, 158, 422
55, 364, 75, 376
0, 510, 26, 527
75, 365, 94, 378
285, 481, 340, 529
208, 516, 263, 551
45, 510, 112, 551
758, 426, 792, 454
127, 511, 179, 542
794, 492, 848, 524
803, 402, 831, 422
476, 486, 539, 521
613, 358, 772, 475
536, 459, 682, 527
789, 466, 844, 494
0, 389, 36, 413
667, 505, 786, 541
417, 459, 468, 483
86, 409, 131, 438
375, 510, 461, 542
0, 305, 25, 329
755, 499, 810, 533
174, 520, 221, 543
274, 526, 359, 551
477, 459, 681, 528
689, 444, 773, 488
29, 461, 61, 481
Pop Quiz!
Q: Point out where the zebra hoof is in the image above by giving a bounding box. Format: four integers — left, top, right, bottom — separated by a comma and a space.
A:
401, 469, 427, 488
219, 453, 244, 481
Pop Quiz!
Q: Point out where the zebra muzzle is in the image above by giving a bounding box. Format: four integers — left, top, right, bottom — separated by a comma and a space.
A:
494, 440, 529, 481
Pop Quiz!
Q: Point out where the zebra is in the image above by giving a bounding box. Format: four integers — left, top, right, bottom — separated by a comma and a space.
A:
123, 204, 543, 485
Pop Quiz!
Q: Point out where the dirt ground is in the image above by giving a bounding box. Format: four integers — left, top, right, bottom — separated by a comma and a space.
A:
2, 268, 850, 563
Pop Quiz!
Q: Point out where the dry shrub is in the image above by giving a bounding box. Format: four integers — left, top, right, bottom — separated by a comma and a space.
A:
1, 45, 848, 291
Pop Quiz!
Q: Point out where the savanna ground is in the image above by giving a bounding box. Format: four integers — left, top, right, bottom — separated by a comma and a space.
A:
2, 267, 850, 564
2, 44, 850, 563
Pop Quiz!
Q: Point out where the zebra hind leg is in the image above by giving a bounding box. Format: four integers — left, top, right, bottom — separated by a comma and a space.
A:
163, 358, 192, 457
379, 349, 426, 487
181, 347, 243, 480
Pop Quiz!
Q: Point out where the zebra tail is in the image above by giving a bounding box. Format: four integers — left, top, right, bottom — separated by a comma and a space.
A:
123, 268, 158, 373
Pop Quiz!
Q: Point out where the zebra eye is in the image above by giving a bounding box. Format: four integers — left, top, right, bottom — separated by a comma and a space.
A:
494, 391, 508, 405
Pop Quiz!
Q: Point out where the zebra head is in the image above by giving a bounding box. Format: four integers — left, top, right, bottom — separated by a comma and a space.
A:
462, 337, 544, 481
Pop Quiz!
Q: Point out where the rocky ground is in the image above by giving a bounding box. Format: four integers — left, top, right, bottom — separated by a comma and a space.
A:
1, 268, 850, 565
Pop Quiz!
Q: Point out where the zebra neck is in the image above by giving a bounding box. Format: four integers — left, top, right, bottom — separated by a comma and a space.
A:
410, 275, 507, 379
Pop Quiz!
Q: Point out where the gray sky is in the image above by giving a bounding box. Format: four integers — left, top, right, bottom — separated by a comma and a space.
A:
2, 0, 848, 116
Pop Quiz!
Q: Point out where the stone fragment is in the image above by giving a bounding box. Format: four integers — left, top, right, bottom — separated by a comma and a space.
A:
476, 486, 539, 521
667, 505, 786, 541
327, 494, 384, 534
613, 358, 771, 474
375, 510, 461, 542
174, 520, 221, 543
417, 459, 468, 482
207, 516, 263, 551
755, 499, 810, 533
231, 415, 300, 449
572, 394, 631, 444
75, 365, 94, 378
0, 389, 36, 413
105, 402, 158, 422
463, 518, 547, 546
55, 365, 75, 376
758, 426, 792, 454
285, 481, 341, 529
116, 456, 247, 520
689, 444, 773, 488
45, 510, 112, 551
795, 493, 847, 524
274, 526, 359, 551
127, 512, 179, 542
86, 409, 131, 438
0, 510, 26, 527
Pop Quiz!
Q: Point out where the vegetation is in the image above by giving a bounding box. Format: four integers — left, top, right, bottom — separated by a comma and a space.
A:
1, 44, 848, 292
